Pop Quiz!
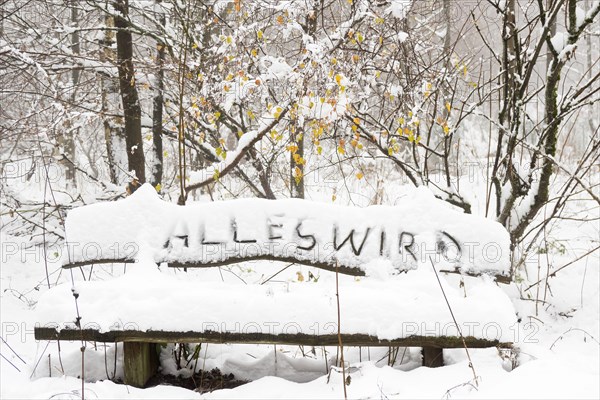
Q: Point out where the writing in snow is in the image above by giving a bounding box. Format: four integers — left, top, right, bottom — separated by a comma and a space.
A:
61, 185, 511, 277
158, 215, 499, 269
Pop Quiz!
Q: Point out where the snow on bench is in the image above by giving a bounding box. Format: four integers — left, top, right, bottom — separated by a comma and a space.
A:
34, 184, 516, 387
58, 184, 511, 280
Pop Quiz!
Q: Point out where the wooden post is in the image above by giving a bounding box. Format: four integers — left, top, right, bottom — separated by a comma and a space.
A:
422, 346, 444, 368
123, 342, 159, 387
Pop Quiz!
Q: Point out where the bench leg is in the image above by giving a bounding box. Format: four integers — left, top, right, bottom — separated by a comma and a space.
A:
123, 342, 159, 387
422, 346, 444, 367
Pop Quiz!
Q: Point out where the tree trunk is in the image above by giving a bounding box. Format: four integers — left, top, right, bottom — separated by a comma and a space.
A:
114, 0, 145, 185
64, 0, 79, 189
100, 13, 123, 185
151, 0, 165, 189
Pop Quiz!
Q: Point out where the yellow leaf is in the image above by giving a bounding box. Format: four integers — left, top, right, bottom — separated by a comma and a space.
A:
335, 74, 342, 85
294, 166, 303, 184
296, 271, 304, 282
353, 117, 360, 125
356, 172, 364, 180
446, 102, 451, 113
257, 29, 263, 40
251, 48, 258, 57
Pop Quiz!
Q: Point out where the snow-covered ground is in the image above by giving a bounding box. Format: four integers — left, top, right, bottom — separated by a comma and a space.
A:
1, 171, 598, 399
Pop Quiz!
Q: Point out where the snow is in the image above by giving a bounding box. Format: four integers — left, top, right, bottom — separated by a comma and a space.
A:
261, 56, 295, 81
550, 32, 567, 53
576, 6, 586, 28
34, 265, 517, 341
386, 0, 412, 19
1, 181, 598, 399
559, 44, 577, 62
62, 184, 512, 278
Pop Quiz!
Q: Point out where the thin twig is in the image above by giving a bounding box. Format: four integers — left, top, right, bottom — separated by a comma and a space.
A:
429, 257, 479, 387
0, 352, 21, 372
335, 261, 348, 400
550, 327, 600, 350
524, 245, 600, 292
260, 263, 295, 285
30, 340, 51, 378
0, 336, 26, 364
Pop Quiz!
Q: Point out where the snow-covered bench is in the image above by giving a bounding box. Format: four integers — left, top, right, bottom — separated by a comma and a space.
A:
34, 184, 516, 387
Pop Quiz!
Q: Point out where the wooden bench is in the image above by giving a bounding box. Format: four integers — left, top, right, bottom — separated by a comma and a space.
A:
34, 184, 515, 388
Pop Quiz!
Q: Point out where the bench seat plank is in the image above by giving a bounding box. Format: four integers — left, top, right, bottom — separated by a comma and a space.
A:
34, 266, 516, 344
34, 327, 510, 348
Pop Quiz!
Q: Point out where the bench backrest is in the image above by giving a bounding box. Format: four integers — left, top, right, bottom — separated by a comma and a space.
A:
62, 184, 511, 282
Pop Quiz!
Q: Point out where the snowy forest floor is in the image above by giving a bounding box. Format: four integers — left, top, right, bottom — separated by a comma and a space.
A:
1, 175, 598, 399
